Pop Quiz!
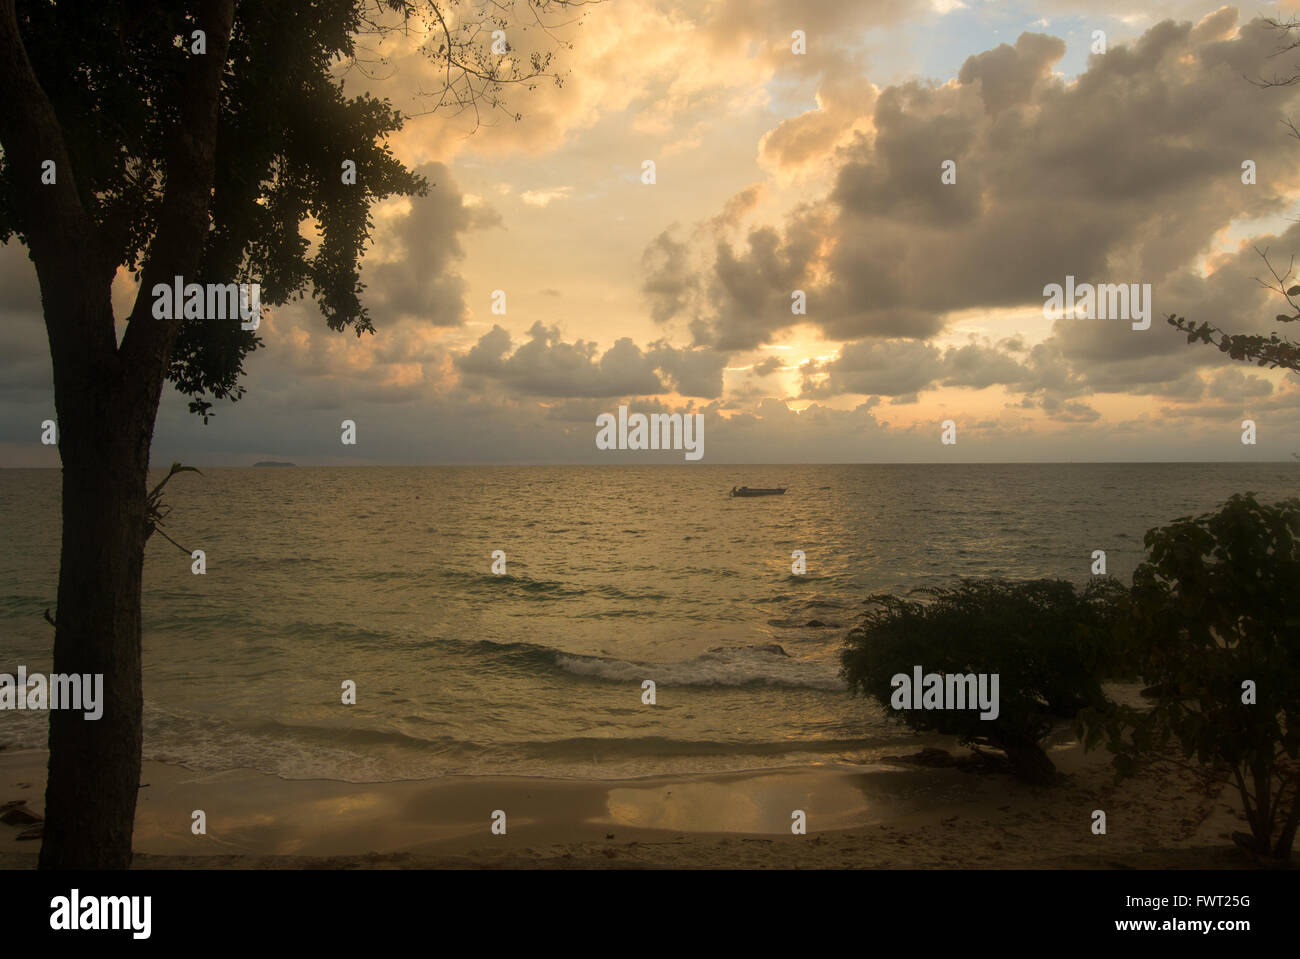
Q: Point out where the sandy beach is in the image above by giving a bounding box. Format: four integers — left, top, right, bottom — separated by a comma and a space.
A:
0, 741, 1267, 869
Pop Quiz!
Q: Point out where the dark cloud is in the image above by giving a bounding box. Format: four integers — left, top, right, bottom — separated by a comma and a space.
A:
940, 341, 1031, 390
1039, 397, 1102, 422
455, 322, 665, 398
691, 205, 828, 350
363, 162, 500, 327
958, 33, 1067, 115
799, 336, 1042, 401
641, 227, 696, 325
802, 338, 942, 398
1207, 367, 1275, 401
659, 11, 1300, 407
454, 322, 730, 400
646, 343, 730, 398
830, 84, 983, 228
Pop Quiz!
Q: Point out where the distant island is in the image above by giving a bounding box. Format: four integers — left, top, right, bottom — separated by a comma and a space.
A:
253, 461, 296, 467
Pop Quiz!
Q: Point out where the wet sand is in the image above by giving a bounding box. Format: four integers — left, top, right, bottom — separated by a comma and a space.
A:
0, 743, 1267, 869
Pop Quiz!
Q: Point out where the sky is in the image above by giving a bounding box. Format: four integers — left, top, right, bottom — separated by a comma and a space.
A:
4, 0, 1300, 465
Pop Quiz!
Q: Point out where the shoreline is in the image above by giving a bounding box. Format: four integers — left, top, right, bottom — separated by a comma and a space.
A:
0, 741, 1271, 869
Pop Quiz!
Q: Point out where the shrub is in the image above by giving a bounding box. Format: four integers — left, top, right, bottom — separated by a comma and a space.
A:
1082, 493, 1300, 862
841, 578, 1125, 784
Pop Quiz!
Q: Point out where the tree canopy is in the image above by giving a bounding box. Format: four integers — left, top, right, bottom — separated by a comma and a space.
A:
0, 0, 578, 420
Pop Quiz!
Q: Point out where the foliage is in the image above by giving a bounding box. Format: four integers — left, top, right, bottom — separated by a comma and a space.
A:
1081, 493, 1300, 862
0, 0, 581, 420
841, 577, 1126, 784
1166, 248, 1300, 375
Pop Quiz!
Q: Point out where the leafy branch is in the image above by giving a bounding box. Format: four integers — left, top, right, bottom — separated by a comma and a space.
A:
1166, 247, 1300, 373
145, 462, 202, 554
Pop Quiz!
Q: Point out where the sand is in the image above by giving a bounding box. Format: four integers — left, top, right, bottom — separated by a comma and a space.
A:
0, 741, 1271, 869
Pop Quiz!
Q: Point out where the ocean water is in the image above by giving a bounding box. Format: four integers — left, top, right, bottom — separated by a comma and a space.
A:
1, 463, 1295, 782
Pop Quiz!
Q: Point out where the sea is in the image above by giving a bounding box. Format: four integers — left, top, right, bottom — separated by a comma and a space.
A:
1, 463, 1295, 782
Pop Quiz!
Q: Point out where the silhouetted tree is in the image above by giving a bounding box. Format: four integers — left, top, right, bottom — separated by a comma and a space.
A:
1082, 494, 1300, 862
0, 0, 580, 869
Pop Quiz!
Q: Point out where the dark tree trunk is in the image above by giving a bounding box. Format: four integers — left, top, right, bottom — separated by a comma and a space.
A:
994, 734, 1058, 786
37, 287, 157, 870
1, 0, 235, 870
1271, 775, 1299, 864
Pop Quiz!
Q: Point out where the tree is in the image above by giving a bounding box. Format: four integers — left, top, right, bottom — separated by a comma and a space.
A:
0, 0, 580, 869
840, 578, 1125, 785
1082, 494, 1300, 863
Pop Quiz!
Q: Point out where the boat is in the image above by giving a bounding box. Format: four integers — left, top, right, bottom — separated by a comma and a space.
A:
730, 486, 787, 497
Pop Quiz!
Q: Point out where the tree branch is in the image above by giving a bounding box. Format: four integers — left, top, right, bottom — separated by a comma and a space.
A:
0, 0, 113, 362
1165, 248, 1300, 373
117, 0, 238, 392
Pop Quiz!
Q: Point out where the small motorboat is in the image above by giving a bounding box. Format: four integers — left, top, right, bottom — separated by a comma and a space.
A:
730, 486, 787, 497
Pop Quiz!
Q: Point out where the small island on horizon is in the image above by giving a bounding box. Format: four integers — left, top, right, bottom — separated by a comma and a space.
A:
253, 461, 296, 467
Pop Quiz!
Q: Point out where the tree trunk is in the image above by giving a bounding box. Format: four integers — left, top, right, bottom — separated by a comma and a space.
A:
995, 734, 1058, 786
2, 0, 235, 870
38, 293, 155, 870
1272, 775, 1299, 864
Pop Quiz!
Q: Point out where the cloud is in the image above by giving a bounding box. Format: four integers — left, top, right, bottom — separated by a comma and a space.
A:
656, 11, 1300, 396
758, 52, 878, 172
799, 336, 1036, 399
641, 227, 697, 325
709, 184, 765, 231
646, 343, 730, 397
802, 339, 943, 397
362, 163, 500, 327
940, 340, 1032, 389
958, 32, 1067, 114
453, 322, 732, 400
456, 322, 666, 398
7, 3, 1300, 468
691, 205, 831, 350
1206, 366, 1276, 400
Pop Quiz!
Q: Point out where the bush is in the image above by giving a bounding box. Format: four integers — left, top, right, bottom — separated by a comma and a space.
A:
1082, 493, 1300, 862
841, 578, 1125, 784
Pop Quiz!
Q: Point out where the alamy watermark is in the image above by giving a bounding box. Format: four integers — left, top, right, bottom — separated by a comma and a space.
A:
0, 667, 103, 720
152, 275, 261, 330
890, 666, 999, 720
595, 405, 703, 461
1042, 275, 1151, 330
50, 889, 151, 939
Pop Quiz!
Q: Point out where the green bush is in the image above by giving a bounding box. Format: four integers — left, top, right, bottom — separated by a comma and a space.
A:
1082, 493, 1300, 862
841, 578, 1125, 784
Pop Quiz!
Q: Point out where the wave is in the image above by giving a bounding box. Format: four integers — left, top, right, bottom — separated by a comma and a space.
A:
436, 568, 672, 603
554, 643, 844, 690
428, 636, 845, 690
127, 705, 883, 782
